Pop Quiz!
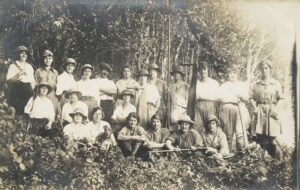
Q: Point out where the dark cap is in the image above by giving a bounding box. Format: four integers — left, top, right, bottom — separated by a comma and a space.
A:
170, 65, 185, 76
137, 69, 149, 77
148, 63, 161, 72
100, 63, 113, 73
81, 64, 93, 71
15, 46, 28, 52
43, 50, 53, 57
65, 58, 76, 66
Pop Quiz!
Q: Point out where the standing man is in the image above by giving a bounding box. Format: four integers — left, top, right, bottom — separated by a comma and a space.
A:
170, 65, 189, 131
115, 64, 139, 105
148, 63, 168, 125
34, 50, 60, 116
96, 63, 117, 123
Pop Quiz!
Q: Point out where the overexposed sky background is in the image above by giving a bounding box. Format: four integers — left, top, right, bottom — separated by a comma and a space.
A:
237, 0, 299, 146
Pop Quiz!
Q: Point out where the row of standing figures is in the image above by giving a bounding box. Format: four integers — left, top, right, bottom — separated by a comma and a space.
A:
2, 46, 284, 160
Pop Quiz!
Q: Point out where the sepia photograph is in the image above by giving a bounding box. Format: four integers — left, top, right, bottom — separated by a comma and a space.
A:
0, 0, 298, 189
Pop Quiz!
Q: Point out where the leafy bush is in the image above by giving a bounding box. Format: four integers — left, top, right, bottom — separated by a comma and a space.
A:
0, 104, 294, 189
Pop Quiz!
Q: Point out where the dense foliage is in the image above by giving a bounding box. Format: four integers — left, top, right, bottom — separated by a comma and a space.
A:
0, 105, 295, 189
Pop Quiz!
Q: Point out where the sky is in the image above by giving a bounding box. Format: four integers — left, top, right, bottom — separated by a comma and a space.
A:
236, 0, 299, 146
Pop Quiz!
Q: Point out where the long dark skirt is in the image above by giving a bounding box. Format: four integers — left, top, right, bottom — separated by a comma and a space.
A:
8, 82, 33, 115
100, 100, 114, 123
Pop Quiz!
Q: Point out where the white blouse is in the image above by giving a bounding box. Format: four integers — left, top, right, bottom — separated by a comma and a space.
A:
196, 78, 219, 101
24, 96, 55, 120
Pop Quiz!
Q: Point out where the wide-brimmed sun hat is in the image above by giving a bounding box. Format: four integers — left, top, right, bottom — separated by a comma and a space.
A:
69, 108, 87, 120
35, 82, 53, 94
65, 88, 82, 98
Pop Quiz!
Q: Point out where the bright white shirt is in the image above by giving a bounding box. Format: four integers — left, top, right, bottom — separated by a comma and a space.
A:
6, 61, 34, 84
111, 103, 136, 123
76, 79, 98, 97
61, 101, 88, 123
56, 71, 76, 95
219, 81, 249, 103
63, 123, 90, 140
140, 83, 161, 105
85, 121, 117, 145
96, 78, 116, 101
24, 96, 55, 120
196, 78, 219, 101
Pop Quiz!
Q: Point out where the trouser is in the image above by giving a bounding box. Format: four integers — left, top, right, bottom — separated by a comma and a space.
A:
119, 140, 143, 157
100, 100, 114, 123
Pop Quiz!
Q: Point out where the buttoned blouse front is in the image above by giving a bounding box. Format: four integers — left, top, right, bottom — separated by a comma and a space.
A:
34, 67, 58, 87
56, 71, 76, 95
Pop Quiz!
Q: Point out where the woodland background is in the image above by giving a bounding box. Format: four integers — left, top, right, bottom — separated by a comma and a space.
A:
0, 0, 297, 189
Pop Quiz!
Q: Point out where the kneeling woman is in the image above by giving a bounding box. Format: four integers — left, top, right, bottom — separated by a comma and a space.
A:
166, 115, 202, 151
200, 115, 230, 158
117, 112, 146, 156
24, 82, 55, 136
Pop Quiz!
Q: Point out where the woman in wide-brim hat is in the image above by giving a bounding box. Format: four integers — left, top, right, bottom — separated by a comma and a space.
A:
166, 114, 203, 150
111, 89, 137, 134
199, 114, 230, 158
136, 68, 161, 129
6, 45, 34, 115
63, 108, 89, 141
24, 81, 55, 137
77, 63, 98, 113
61, 88, 88, 125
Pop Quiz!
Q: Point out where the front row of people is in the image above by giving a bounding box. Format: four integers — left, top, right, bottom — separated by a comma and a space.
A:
60, 104, 232, 161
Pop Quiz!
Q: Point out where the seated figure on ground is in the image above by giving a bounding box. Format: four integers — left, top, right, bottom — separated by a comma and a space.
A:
117, 112, 146, 157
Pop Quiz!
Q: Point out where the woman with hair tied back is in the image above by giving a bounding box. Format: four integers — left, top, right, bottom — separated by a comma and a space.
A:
249, 60, 283, 160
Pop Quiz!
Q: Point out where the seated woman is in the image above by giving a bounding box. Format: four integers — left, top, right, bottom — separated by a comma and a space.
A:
200, 115, 230, 158
165, 115, 203, 151
61, 88, 88, 125
85, 107, 117, 149
63, 108, 89, 142
144, 114, 170, 149
111, 89, 136, 134
24, 82, 55, 136
117, 112, 146, 157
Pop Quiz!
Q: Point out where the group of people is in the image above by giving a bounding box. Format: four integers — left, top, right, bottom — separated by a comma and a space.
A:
3, 45, 284, 160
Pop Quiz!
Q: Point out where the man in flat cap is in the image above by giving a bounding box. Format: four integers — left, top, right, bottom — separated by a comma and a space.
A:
96, 63, 117, 123
34, 50, 60, 116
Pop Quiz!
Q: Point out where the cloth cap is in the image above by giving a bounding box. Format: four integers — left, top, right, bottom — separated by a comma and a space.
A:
65, 58, 76, 66
81, 64, 93, 71
100, 63, 113, 73
148, 63, 160, 72
206, 115, 220, 126
15, 46, 28, 52
43, 50, 53, 57
170, 65, 185, 76
137, 69, 149, 77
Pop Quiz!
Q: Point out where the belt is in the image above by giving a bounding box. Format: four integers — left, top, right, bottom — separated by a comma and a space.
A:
81, 96, 95, 101
222, 102, 239, 106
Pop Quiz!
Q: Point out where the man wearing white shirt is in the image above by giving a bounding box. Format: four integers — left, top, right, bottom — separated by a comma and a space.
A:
96, 63, 117, 122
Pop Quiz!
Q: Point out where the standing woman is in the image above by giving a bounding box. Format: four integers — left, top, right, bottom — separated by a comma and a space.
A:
6, 46, 34, 115
250, 60, 283, 159
136, 69, 160, 129
76, 64, 98, 113
194, 61, 219, 133
219, 65, 250, 152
